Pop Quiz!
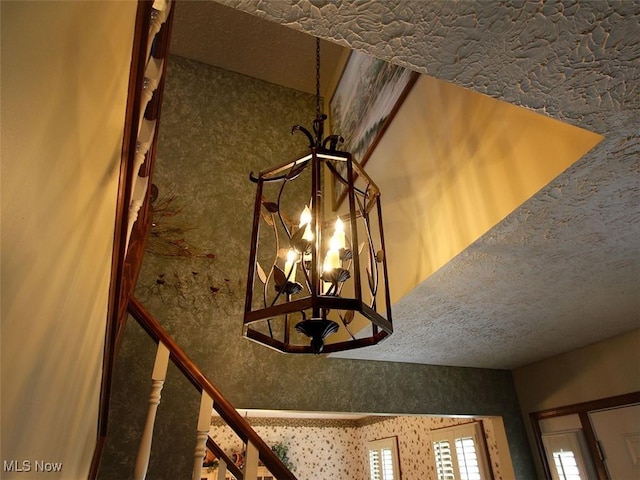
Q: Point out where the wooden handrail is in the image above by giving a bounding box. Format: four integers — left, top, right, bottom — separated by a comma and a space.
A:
207, 436, 245, 480
92, 0, 175, 476
116, 0, 175, 347
90, 2, 158, 478
87, 1, 296, 478
128, 297, 298, 480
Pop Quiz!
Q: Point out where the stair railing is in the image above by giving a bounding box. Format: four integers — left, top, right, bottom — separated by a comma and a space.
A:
92, 1, 174, 476
128, 297, 298, 480
206, 437, 246, 480
93, 1, 297, 477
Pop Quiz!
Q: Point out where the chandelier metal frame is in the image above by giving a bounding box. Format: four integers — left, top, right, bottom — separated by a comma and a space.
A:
243, 38, 392, 354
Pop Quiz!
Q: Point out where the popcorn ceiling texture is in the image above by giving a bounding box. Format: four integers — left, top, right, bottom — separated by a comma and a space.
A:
207, 415, 506, 480
215, 1, 640, 369
221, 0, 639, 127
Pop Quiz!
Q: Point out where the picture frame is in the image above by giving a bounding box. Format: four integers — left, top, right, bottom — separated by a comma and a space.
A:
329, 50, 419, 209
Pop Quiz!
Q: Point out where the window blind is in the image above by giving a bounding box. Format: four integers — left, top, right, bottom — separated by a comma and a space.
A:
431, 422, 490, 480
455, 437, 481, 480
434, 440, 455, 480
369, 449, 381, 480
368, 437, 400, 480
552, 450, 581, 480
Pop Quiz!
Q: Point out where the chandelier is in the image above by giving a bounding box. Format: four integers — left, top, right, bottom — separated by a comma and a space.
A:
243, 38, 392, 354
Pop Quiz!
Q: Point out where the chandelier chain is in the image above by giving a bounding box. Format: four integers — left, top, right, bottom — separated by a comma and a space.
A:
315, 37, 321, 121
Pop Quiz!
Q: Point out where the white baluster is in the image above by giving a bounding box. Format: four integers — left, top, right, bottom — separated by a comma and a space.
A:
192, 391, 213, 480
139, 58, 165, 130
133, 342, 170, 480
147, 9, 166, 60
216, 459, 227, 480
152, 0, 168, 11
134, 118, 157, 176
125, 175, 149, 251
146, 1, 172, 61
145, 55, 164, 84
244, 441, 259, 480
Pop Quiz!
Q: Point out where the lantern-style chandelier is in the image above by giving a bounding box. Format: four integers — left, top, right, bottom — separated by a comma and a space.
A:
243, 38, 392, 354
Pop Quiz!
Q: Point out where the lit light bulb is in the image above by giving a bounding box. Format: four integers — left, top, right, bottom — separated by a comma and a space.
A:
333, 217, 346, 250
322, 236, 341, 295
299, 206, 313, 241
284, 249, 297, 281
323, 238, 341, 272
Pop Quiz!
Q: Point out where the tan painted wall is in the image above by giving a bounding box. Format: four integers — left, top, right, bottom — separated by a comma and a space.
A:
360, 74, 602, 302
331, 72, 601, 338
513, 328, 640, 414
1, 2, 136, 477
512, 329, 640, 477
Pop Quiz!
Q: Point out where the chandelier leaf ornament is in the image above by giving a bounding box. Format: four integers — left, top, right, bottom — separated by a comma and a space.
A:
243, 38, 393, 354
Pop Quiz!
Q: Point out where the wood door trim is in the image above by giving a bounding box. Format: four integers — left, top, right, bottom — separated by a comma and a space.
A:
530, 391, 640, 480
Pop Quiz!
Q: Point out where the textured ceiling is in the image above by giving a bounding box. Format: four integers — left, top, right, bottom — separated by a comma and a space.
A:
174, 1, 640, 369
170, 1, 346, 97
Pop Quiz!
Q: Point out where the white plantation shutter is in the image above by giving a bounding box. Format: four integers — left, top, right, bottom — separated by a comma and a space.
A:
542, 432, 589, 480
367, 437, 400, 480
369, 449, 382, 480
381, 447, 395, 480
431, 422, 490, 480
552, 451, 582, 480
455, 437, 482, 480
433, 440, 455, 480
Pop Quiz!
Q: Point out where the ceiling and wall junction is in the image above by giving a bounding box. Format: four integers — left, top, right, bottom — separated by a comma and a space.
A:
170, 0, 640, 369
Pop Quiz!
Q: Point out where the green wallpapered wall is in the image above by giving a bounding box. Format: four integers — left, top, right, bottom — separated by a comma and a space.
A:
99, 56, 535, 480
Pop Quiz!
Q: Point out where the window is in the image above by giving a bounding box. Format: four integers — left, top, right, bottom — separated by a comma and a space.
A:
368, 437, 401, 480
431, 422, 490, 480
552, 450, 581, 480
433, 439, 455, 480
455, 436, 482, 480
542, 432, 592, 480
531, 392, 640, 480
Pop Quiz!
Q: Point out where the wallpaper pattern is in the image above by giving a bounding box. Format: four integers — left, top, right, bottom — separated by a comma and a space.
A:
208, 421, 366, 479
360, 416, 505, 480
99, 54, 532, 479
206, 415, 506, 480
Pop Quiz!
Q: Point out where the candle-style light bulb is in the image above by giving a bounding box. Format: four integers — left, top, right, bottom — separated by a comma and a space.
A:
334, 217, 346, 250
299, 206, 313, 241
322, 233, 342, 294
323, 235, 341, 272
284, 249, 297, 281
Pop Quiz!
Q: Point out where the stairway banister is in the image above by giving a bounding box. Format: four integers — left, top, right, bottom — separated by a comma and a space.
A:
91, 2, 173, 477
206, 437, 245, 480
128, 296, 298, 480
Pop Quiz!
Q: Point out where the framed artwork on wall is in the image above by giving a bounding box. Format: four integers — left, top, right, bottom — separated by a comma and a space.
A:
329, 50, 419, 209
